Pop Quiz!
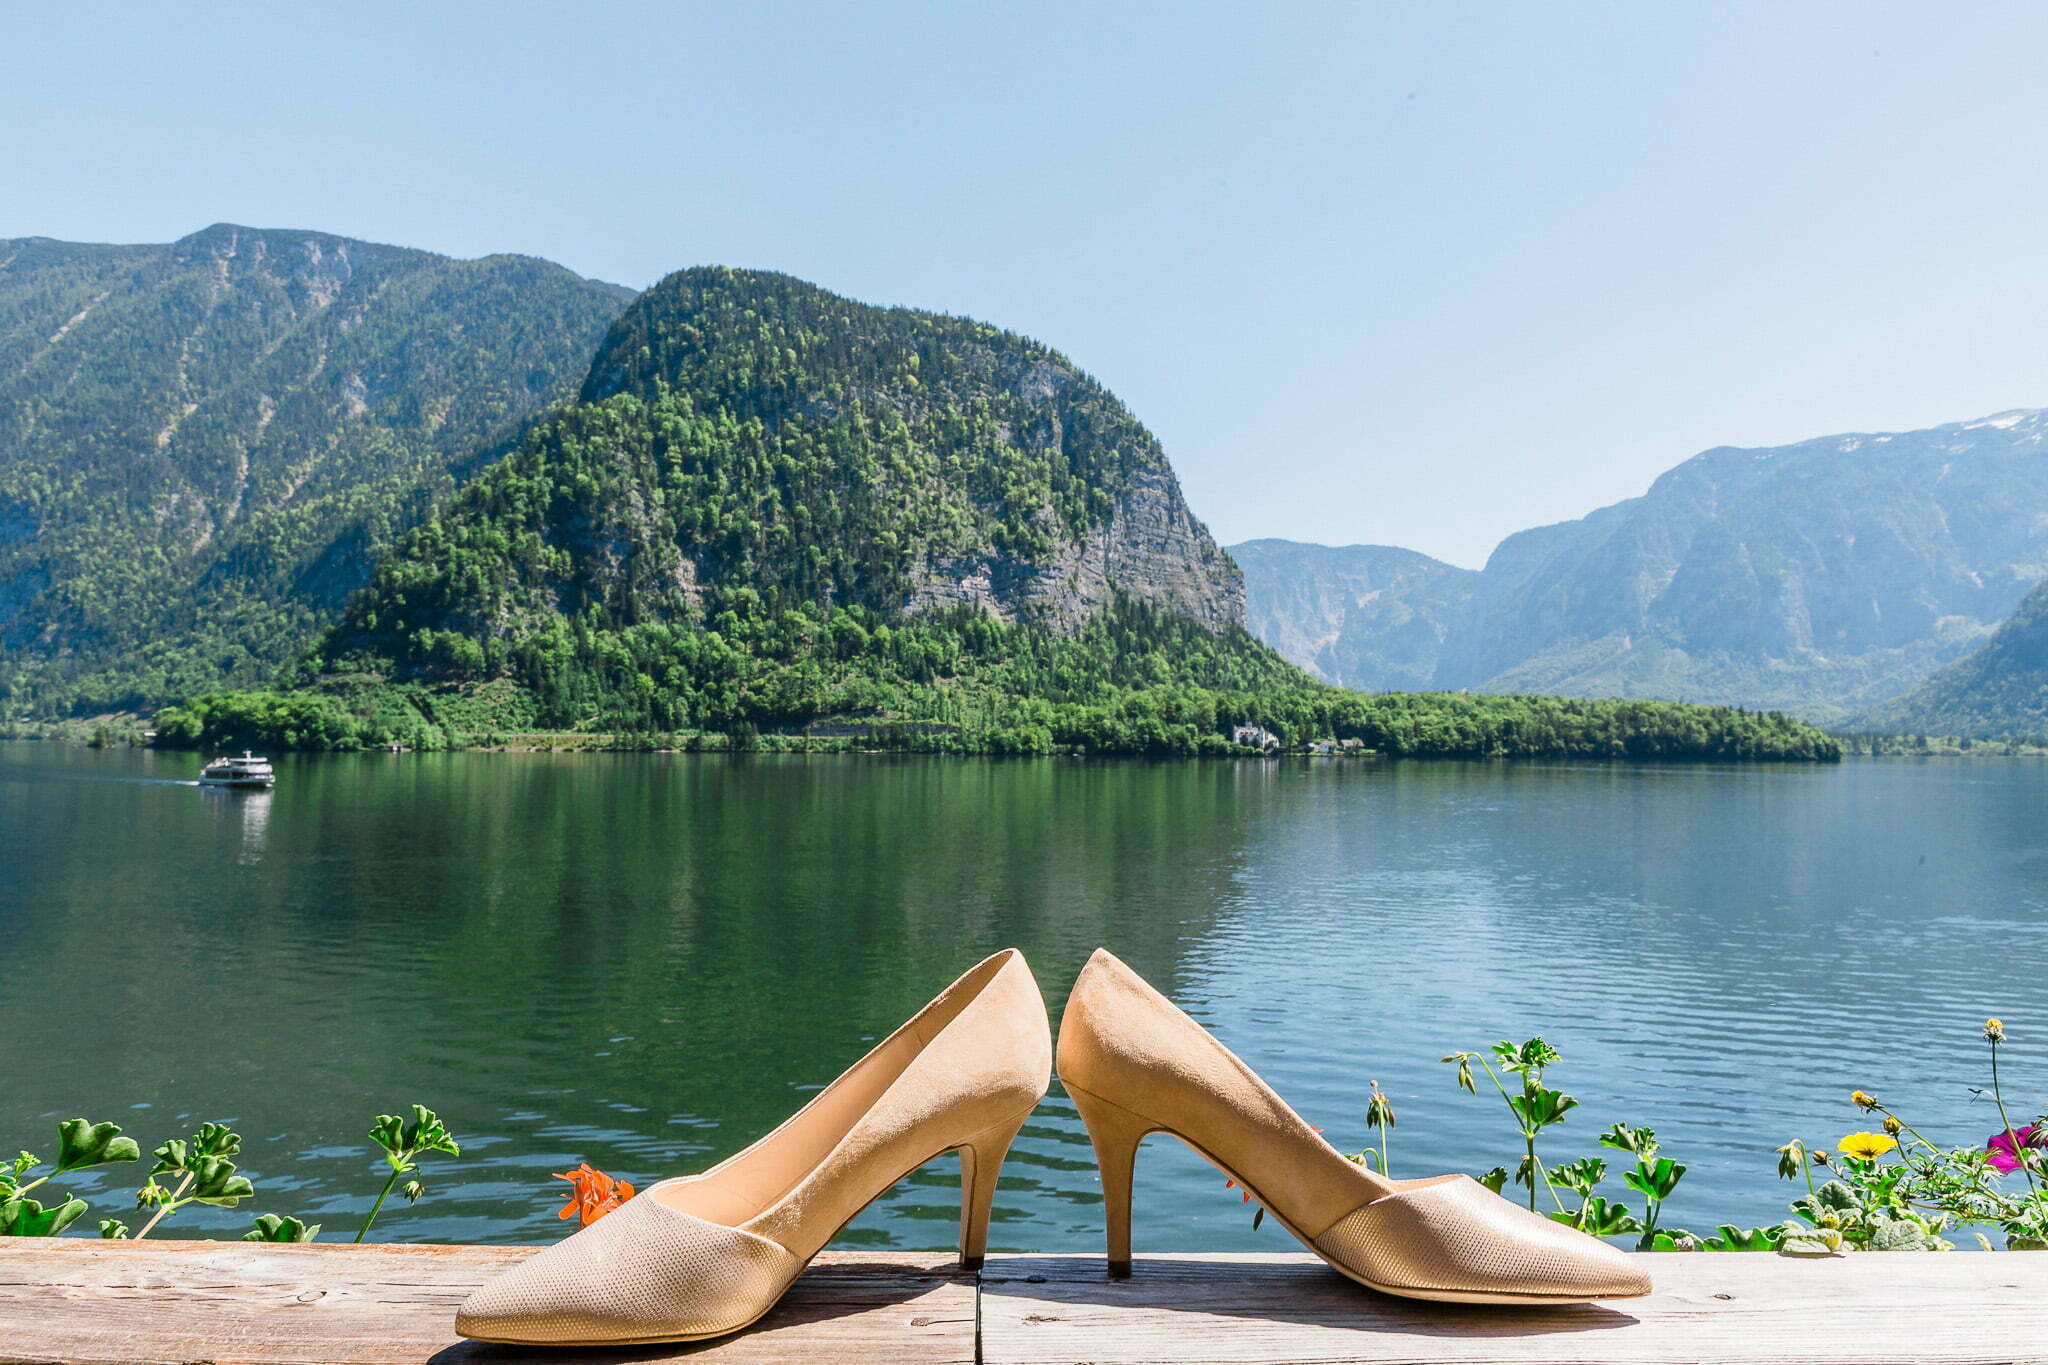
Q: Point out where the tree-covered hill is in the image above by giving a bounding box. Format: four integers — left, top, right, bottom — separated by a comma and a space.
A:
1861, 578, 2048, 739
238, 266, 1835, 762
0, 224, 631, 714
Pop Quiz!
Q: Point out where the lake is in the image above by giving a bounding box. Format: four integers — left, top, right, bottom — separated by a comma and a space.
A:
3, 741, 2044, 1252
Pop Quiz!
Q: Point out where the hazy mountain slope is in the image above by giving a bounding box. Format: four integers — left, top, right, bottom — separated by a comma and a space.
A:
1242, 409, 2048, 722
1863, 578, 2048, 736
1228, 539, 1475, 688
1442, 411, 2048, 720
0, 224, 631, 713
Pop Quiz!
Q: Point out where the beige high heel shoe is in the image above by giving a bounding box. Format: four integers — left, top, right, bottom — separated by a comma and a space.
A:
457, 949, 1051, 1345
1058, 949, 1650, 1305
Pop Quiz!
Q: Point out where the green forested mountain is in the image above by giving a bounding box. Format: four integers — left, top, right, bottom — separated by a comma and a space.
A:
1238, 409, 2048, 722
207, 266, 1835, 761
0, 224, 631, 714
1862, 578, 2048, 737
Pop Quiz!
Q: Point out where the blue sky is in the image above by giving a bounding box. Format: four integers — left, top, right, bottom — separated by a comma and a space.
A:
9, 2, 2048, 567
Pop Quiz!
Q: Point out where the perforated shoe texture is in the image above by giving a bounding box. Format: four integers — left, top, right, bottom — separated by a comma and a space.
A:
1313, 1176, 1651, 1300
454, 1192, 803, 1344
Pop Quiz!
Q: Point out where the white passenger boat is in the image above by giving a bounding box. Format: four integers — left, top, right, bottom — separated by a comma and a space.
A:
199, 751, 275, 788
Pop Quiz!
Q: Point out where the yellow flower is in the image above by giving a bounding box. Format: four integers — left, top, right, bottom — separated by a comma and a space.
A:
1838, 1132, 1898, 1162
1986, 1018, 2006, 1044
1882, 1115, 1903, 1137
1851, 1090, 1879, 1111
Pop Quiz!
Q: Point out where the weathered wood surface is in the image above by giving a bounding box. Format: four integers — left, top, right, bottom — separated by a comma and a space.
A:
980, 1252, 2048, 1365
0, 1241, 973, 1365
8, 1243, 2048, 1365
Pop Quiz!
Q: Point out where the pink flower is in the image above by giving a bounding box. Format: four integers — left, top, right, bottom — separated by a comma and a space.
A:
1987, 1125, 2047, 1174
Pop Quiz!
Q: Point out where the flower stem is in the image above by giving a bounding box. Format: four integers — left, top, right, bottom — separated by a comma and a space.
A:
133, 1172, 194, 1240
354, 1166, 406, 1244
1990, 1041, 2039, 1194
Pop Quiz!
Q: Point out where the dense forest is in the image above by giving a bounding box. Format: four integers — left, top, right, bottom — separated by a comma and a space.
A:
159, 597, 1839, 760
0, 225, 630, 715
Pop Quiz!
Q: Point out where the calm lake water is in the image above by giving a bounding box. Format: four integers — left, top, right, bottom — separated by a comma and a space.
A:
4, 741, 2045, 1251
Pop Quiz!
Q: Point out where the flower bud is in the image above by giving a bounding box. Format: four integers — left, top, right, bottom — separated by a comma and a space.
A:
1852, 1091, 1878, 1111
1883, 1115, 1903, 1136
1985, 1018, 2006, 1044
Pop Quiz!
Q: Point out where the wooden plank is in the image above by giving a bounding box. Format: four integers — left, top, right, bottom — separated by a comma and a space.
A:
979, 1252, 2048, 1365
0, 1241, 974, 1365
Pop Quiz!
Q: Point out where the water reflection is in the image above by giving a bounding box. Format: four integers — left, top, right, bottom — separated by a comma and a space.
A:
200, 786, 272, 863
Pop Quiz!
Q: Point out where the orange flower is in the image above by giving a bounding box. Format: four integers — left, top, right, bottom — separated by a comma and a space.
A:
553, 1162, 636, 1226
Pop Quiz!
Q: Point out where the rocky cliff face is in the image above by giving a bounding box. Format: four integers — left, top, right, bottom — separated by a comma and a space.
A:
0, 224, 632, 712
1240, 409, 2048, 721
911, 465, 1243, 633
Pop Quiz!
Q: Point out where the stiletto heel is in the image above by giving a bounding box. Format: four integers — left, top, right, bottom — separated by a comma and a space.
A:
957, 1111, 1030, 1270
1057, 949, 1651, 1306
1066, 1082, 1150, 1276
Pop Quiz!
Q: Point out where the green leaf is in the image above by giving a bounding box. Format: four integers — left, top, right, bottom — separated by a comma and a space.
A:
1575, 1196, 1640, 1237
1600, 1123, 1660, 1159
54, 1119, 140, 1173
243, 1214, 320, 1243
1778, 1227, 1846, 1257
1546, 1156, 1607, 1196
150, 1139, 189, 1176
1475, 1166, 1510, 1194
369, 1105, 460, 1167
1870, 1219, 1938, 1252
186, 1157, 256, 1206
1624, 1157, 1687, 1201
155, 1123, 244, 1176
1703, 1224, 1781, 1252
1492, 1038, 1561, 1075
190, 1123, 241, 1160
1508, 1086, 1578, 1130
98, 1218, 131, 1239
0, 1195, 89, 1236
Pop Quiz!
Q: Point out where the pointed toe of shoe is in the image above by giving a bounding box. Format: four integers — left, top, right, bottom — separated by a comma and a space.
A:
1314, 1175, 1652, 1303
454, 1195, 804, 1345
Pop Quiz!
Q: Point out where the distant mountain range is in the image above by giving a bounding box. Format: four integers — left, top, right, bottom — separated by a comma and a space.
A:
1235, 409, 2048, 727
0, 222, 1854, 759
0, 224, 631, 713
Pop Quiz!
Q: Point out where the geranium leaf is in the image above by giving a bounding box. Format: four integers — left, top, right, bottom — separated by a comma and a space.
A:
55, 1120, 139, 1173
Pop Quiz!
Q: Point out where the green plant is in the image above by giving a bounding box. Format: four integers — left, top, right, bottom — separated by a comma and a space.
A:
1782, 1021, 2048, 1252
355, 1106, 460, 1243
1444, 1039, 1578, 1212
0, 1120, 139, 1236
124, 1122, 258, 1238
8, 1106, 457, 1243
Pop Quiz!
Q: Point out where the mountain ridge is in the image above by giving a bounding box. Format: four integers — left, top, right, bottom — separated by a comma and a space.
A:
0, 224, 633, 712
1235, 406, 2048, 719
